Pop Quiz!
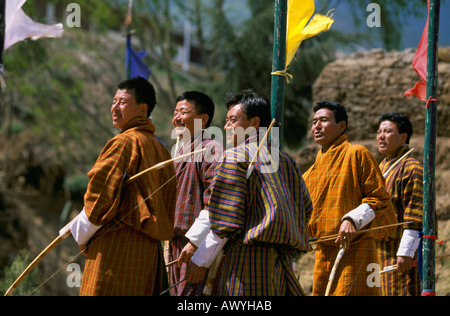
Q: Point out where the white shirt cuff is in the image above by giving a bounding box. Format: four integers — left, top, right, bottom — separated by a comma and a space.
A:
397, 229, 420, 258
342, 203, 375, 230
191, 230, 227, 268
185, 210, 211, 248
68, 208, 102, 245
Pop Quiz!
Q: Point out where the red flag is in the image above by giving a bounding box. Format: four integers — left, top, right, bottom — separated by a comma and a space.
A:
404, 0, 430, 101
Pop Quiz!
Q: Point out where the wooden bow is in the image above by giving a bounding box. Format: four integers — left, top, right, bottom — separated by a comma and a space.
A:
4, 148, 207, 296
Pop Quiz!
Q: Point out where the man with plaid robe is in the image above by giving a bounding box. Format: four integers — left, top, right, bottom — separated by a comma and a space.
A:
167, 91, 222, 296
303, 101, 397, 296
187, 90, 313, 296
376, 113, 423, 296
69, 77, 176, 296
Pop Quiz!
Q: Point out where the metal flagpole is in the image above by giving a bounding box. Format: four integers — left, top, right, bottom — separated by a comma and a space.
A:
270, 0, 288, 147
422, 0, 440, 297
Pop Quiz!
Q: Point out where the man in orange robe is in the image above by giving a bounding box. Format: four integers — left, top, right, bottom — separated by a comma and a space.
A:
303, 101, 397, 296
69, 77, 176, 296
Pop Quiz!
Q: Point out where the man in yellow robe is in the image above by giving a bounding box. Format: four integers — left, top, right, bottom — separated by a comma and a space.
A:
303, 100, 397, 296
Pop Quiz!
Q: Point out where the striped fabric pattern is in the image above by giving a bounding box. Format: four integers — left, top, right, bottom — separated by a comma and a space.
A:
303, 135, 397, 296
168, 132, 223, 296
208, 135, 313, 295
377, 145, 423, 296
81, 117, 176, 296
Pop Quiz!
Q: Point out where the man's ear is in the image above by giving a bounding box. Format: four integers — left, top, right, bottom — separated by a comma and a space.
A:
140, 103, 148, 117
201, 113, 209, 129
338, 120, 347, 134
400, 132, 408, 145
250, 116, 260, 129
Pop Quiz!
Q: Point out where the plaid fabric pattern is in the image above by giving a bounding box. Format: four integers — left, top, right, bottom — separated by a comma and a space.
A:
168, 132, 223, 296
217, 242, 306, 296
81, 117, 176, 296
80, 224, 164, 296
84, 117, 176, 241
303, 135, 397, 296
208, 134, 313, 296
303, 135, 397, 244
377, 145, 423, 296
313, 238, 380, 296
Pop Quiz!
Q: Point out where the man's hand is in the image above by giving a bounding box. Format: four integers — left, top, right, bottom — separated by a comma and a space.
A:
178, 242, 197, 266
336, 219, 357, 249
396, 256, 413, 273
186, 262, 207, 284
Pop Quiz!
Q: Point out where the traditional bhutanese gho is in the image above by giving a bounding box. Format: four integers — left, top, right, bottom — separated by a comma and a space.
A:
206, 134, 313, 296
79, 117, 176, 296
377, 145, 424, 296
303, 134, 397, 296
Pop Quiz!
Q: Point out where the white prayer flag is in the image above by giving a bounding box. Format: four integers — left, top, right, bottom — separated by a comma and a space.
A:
4, 0, 64, 51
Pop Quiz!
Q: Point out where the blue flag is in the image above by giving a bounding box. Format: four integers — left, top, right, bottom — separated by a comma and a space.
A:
126, 34, 151, 79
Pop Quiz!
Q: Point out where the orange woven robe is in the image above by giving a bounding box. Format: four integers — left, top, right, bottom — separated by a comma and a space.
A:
303, 135, 397, 296
80, 117, 176, 296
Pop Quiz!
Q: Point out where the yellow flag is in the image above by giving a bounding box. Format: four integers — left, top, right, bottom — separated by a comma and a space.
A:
285, 0, 334, 69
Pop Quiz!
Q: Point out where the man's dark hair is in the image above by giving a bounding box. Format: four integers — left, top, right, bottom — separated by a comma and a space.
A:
225, 89, 272, 128
379, 112, 413, 144
176, 91, 215, 128
117, 76, 156, 117
314, 100, 348, 134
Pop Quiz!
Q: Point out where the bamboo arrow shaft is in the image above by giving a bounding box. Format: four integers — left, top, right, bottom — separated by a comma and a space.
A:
126, 148, 207, 185
383, 148, 414, 178
309, 221, 413, 245
247, 118, 276, 179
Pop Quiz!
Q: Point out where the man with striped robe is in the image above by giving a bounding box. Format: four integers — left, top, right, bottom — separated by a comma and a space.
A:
376, 112, 423, 296
303, 101, 397, 296
186, 89, 313, 296
69, 77, 176, 296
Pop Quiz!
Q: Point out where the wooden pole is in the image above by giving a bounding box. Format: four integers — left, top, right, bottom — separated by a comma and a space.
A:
270, 0, 287, 147
422, 0, 440, 297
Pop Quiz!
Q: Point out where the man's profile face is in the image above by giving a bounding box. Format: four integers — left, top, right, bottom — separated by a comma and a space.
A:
111, 89, 146, 130
224, 104, 258, 147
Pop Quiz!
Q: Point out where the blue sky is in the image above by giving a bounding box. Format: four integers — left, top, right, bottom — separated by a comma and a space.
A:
331, 1, 450, 50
